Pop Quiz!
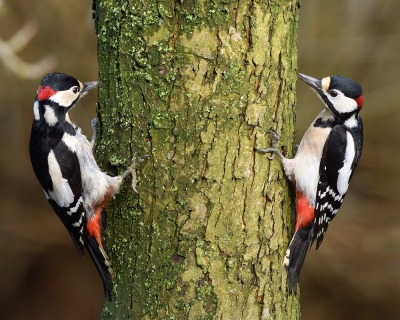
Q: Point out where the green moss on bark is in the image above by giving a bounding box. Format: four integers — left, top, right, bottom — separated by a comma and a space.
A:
94, 0, 301, 318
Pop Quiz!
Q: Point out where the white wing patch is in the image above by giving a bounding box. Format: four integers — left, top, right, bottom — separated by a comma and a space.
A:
337, 132, 355, 195
47, 150, 74, 207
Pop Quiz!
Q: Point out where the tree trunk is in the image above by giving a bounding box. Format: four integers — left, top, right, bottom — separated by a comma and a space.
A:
94, 0, 300, 318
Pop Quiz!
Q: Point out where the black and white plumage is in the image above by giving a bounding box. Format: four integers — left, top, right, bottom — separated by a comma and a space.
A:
256, 73, 363, 293
29, 73, 147, 297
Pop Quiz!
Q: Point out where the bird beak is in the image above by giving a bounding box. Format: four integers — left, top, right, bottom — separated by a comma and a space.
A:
298, 73, 322, 92
81, 81, 100, 93
78, 81, 100, 99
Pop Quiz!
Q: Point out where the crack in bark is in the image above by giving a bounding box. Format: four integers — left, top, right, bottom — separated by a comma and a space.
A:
241, 187, 247, 231
273, 52, 283, 122
243, 0, 254, 64
210, 12, 222, 69
168, 1, 180, 50
250, 134, 257, 189
233, 0, 240, 30
214, 138, 229, 227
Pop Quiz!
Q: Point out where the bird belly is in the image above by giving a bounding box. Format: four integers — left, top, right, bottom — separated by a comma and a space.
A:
62, 129, 111, 217
293, 122, 332, 206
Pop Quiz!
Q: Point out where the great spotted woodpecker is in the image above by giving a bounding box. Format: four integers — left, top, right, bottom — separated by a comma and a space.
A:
256, 73, 363, 294
29, 72, 147, 297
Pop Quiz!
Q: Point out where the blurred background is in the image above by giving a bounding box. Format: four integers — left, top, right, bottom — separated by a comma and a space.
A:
0, 0, 398, 319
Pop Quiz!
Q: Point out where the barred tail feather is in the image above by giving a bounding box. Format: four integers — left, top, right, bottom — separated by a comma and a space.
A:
85, 236, 113, 298
284, 223, 313, 294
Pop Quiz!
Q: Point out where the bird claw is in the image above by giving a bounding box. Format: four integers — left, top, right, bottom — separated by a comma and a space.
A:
266, 130, 280, 149
266, 129, 280, 140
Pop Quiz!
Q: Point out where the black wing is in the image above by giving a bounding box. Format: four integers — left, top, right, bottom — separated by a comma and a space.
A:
312, 122, 362, 249
45, 139, 86, 255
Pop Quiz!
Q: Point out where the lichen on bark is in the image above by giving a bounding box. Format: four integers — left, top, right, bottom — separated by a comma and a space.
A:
94, 0, 301, 318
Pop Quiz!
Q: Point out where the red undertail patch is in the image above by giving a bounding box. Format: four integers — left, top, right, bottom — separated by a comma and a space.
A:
86, 189, 114, 247
86, 212, 102, 247
295, 190, 315, 231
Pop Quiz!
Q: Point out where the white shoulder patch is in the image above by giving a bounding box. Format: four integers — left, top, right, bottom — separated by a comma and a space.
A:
337, 132, 355, 195
47, 149, 74, 207
33, 101, 40, 120
62, 132, 78, 153
44, 105, 58, 126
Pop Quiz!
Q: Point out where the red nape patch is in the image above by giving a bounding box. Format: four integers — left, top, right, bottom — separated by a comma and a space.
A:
356, 95, 364, 108
37, 86, 57, 101
86, 212, 102, 248
295, 190, 315, 231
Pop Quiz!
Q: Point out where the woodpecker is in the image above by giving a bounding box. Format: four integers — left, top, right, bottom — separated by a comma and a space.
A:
256, 73, 363, 294
29, 72, 147, 297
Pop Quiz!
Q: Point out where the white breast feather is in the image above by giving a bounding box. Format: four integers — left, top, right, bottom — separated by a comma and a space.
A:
62, 129, 121, 218
292, 110, 333, 205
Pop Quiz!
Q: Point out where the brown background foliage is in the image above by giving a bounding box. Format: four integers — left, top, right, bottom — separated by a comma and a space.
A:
0, 0, 398, 319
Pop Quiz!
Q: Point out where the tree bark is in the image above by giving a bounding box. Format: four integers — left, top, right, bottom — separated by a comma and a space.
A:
94, 0, 300, 318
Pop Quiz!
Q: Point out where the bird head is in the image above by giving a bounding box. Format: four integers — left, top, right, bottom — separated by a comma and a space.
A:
33, 72, 99, 126
298, 73, 363, 121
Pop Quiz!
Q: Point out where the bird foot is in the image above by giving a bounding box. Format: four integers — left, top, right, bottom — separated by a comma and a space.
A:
255, 130, 283, 160
121, 153, 150, 194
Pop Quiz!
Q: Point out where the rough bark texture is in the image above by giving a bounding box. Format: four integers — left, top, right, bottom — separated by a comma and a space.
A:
94, 0, 300, 318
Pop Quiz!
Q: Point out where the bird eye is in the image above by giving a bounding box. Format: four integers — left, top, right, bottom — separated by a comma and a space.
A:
71, 86, 79, 94
329, 90, 338, 97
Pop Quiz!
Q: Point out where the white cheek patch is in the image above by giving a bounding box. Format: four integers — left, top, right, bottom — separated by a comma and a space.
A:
47, 150, 75, 207
33, 101, 40, 120
337, 132, 355, 195
44, 105, 58, 126
329, 95, 358, 114
49, 90, 78, 108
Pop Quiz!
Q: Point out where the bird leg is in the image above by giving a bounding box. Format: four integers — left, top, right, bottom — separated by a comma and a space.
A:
90, 117, 98, 150
90, 117, 149, 193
